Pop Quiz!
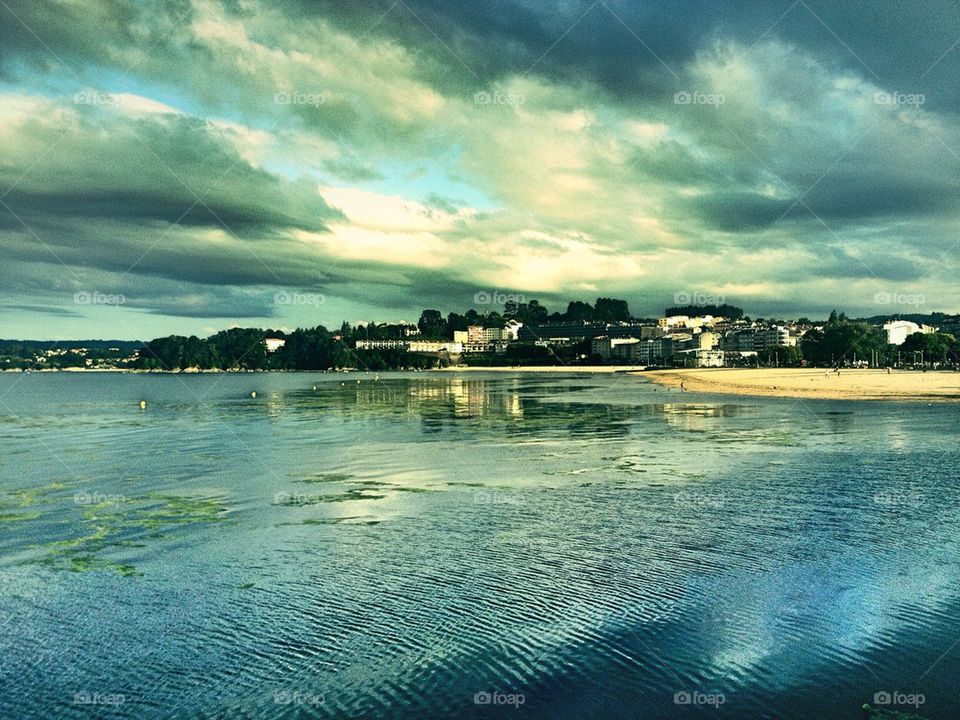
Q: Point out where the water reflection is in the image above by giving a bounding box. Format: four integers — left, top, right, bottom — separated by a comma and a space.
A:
285, 377, 763, 443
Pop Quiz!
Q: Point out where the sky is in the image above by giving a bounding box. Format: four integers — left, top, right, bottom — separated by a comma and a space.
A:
1, 0, 959, 339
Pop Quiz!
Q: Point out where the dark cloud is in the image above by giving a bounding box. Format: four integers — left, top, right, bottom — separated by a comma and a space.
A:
689, 191, 798, 232
2, 0, 960, 335
297, 0, 960, 107
0, 108, 341, 234
1, 304, 82, 318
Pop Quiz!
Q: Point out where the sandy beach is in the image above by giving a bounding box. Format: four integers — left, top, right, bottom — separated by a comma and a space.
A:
643, 367, 960, 401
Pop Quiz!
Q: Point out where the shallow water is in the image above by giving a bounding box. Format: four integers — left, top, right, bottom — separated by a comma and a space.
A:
0, 371, 957, 719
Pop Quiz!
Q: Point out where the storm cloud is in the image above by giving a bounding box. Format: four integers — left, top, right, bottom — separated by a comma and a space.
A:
1, 0, 959, 338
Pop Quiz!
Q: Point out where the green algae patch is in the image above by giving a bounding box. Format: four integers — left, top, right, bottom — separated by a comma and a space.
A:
292, 472, 353, 484
0, 511, 40, 523
33, 493, 229, 576
317, 488, 386, 503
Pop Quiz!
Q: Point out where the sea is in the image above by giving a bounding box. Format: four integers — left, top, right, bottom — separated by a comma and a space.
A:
0, 371, 957, 719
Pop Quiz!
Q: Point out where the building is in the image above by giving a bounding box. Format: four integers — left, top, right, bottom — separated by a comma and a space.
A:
756, 326, 792, 350
407, 341, 462, 353
721, 326, 792, 352
466, 321, 524, 344
658, 315, 689, 328
355, 339, 461, 353
264, 338, 286, 353
591, 336, 640, 361
518, 322, 608, 342
639, 337, 678, 364
691, 331, 719, 350
677, 348, 725, 367
639, 325, 667, 339
355, 339, 407, 350
882, 320, 935, 346
658, 315, 719, 330
459, 322, 523, 352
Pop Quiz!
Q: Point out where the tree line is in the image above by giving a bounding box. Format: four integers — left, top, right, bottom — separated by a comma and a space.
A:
118, 306, 960, 371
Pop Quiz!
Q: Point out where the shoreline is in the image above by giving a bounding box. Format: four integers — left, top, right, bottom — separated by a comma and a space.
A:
438, 365, 640, 373
642, 368, 960, 402
4, 365, 643, 375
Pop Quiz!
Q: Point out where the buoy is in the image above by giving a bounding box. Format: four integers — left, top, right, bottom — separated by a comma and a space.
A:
312, 385, 317, 391
357, 379, 360, 384
139, 400, 147, 409
250, 391, 257, 398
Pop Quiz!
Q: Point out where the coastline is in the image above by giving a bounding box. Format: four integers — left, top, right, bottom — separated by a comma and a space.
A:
5, 365, 643, 374
642, 367, 960, 401
438, 365, 640, 373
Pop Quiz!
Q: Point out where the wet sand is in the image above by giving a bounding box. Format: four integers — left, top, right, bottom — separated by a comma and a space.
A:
642, 368, 960, 401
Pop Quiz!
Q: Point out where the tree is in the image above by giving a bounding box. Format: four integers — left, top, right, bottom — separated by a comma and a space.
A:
665, 304, 743, 319
801, 315, 886, 366
901, 332, 957, 365
564, 300, 594, 322
757, 345, 802, 366
523, 299, 549, 325
594, 298, 631, 322
418, 310, 447, 338
446, 312, 469, 332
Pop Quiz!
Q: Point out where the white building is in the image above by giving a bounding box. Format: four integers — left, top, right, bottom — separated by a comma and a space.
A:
355, 339, 407, 350
882, 320, 934, 346
677, 348, 725, 367
264, 338, 286, 353
757, 326, 792, 349
659, 315, 689, 329
407, 341, 462, 353
355, 339, 461, 353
